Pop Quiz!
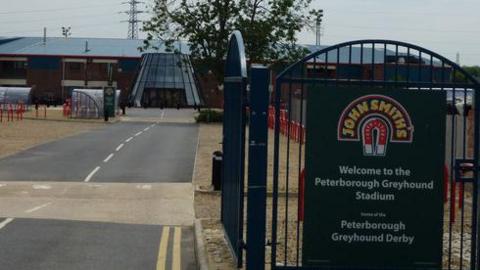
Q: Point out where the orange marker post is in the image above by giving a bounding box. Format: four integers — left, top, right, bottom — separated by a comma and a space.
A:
8, 104, 13, 122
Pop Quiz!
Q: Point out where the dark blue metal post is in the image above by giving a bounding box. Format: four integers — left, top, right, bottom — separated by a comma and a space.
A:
222, 30, 248, 267
246, 65, 270, 270
472, 86, 480, 270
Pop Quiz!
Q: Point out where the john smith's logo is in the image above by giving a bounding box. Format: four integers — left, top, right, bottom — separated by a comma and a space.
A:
337, 95, 414, 157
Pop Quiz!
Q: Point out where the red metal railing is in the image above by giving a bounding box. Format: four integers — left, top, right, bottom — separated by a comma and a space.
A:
268, 106, 306, 144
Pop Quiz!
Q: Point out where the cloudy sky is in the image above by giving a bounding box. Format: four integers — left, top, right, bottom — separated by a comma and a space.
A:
0, 0, 478, 65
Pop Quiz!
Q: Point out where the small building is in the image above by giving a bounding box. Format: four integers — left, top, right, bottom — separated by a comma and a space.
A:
0, 37, 143, 105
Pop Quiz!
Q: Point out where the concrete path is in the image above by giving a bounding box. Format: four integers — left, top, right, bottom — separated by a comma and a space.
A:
0, 109, 199, 270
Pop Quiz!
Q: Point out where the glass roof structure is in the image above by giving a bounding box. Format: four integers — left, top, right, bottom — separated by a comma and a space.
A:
130, 53, 202, 107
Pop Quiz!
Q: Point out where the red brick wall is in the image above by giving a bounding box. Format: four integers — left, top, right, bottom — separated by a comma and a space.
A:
117, 72, 137, 102
197, 73, 222, 108
27, 68, 62, 101
64, 62, 85, 81
23, 57, 140, 104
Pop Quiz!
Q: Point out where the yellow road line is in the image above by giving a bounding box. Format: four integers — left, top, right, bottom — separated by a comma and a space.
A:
156, 226, 170, 270
172, 227, 182, 270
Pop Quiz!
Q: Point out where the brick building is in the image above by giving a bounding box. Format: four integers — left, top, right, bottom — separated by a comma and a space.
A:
0, 37, 189, 105
0, 38, 454, 108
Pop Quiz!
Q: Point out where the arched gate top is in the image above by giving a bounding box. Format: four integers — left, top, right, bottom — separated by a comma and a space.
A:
277, 39, 479, 87
225, 30, 247, 80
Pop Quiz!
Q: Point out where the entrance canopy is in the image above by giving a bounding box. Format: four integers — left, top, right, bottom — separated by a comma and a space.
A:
129, 53, 202, 107
0, 87, 32, 105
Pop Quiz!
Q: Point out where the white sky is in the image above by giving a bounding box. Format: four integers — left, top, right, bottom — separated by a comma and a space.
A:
0, 0, 478, 65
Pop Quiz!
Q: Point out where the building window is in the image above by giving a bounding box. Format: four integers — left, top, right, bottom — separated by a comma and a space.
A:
13, 61, 26, 69
0, 61, 27, 78
68, 62, 82, 71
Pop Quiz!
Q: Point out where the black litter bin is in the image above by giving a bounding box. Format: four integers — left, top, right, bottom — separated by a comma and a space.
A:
212, 151, 223, 190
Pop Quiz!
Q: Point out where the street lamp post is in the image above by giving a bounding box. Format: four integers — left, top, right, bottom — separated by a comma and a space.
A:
316, 10, 324, 46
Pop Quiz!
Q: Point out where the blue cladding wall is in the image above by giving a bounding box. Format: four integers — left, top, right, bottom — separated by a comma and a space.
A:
385, 66, 452, 82
119, 59, 140, 72
28, 57, 60, 70
337, 65, 362, 79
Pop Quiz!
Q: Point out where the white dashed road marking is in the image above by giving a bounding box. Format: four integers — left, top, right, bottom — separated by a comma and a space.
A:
25, 202, 52, 213
32, 184, 51, 190
136, 184, 152, 190
116, 144, 125, 151
85, 123, 154, 183
0, 218, 14, 230
84, 166, 101, 182
104, 153, 114, 163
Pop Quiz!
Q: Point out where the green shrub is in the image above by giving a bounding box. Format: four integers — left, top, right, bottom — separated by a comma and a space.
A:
195, 109, 223, 123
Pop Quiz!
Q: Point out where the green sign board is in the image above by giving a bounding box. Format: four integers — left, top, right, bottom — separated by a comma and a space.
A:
302, 87, 446, 269
104, 86, 116, 118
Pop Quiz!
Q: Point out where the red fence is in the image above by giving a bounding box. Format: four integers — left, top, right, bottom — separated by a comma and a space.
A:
1, 103, 25, 123
268, 106, 306, 144
63, 99, 72, 117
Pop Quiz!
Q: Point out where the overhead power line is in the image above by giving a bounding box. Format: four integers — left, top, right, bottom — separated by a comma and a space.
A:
0, 22, 124, 36
328, 24, 479, 34
0, 3, 118, 15
324, 8, 477, 17
0, 11, 119, 25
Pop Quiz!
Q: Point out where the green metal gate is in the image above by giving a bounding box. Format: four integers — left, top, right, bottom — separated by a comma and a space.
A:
269, 40, 480, 270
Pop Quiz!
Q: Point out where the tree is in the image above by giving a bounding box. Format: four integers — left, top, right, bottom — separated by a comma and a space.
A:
142, 0, 318, 80
464, 66, 480, 79
454, 66, 480, 82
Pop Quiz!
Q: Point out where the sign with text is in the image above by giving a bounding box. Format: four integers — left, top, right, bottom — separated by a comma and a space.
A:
104, 86, 116, 118
302, 88, 446, 269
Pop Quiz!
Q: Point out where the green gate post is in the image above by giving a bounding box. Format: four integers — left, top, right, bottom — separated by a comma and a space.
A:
246, 65, 269, 270
104, 86, 116, 121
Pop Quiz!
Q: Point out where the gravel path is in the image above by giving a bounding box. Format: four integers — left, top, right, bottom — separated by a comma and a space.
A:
0, 119, 101, 158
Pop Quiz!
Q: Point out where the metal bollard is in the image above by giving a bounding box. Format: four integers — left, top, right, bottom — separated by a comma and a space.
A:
212, 151, 223, 191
